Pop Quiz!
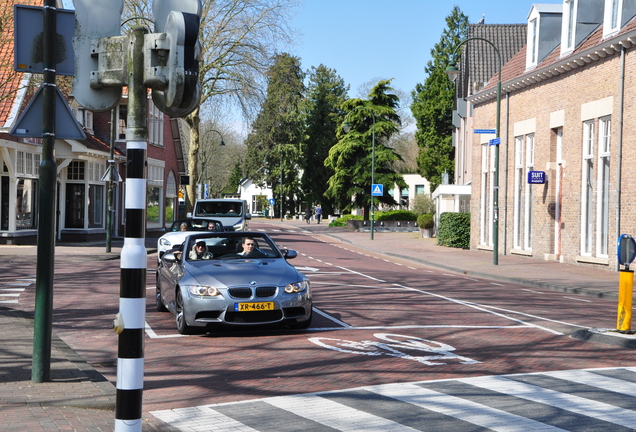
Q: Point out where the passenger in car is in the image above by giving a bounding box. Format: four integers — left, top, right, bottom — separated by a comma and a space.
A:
189, 241, 213, 260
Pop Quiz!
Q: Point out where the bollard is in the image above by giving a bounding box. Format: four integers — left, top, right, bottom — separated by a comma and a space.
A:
617, 272, 633, 331
617, 269, 633, 333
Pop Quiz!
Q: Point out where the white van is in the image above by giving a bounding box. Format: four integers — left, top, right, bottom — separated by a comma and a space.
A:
190, 199, 251, 231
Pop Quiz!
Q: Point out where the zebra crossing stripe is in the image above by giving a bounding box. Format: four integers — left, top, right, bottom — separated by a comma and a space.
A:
265, 393, 419, 431
367, 383, 568, 432
150, 368, 636, 432
460, 375, 636, 428
541, 368, 636, 396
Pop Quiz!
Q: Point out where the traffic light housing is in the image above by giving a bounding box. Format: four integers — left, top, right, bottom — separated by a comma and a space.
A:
71, 0, 123, 112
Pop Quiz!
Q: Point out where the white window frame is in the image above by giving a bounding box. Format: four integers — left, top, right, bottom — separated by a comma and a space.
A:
524, 134, 534, 251
148, 99, 164, 147
561, 0, 577, 55
480, 143, 489, 246
596, 117, 611, 257
581, 120, 595, 256
604, 0, 622, 38
513, 137, 524, 250
530, 18, 538, 64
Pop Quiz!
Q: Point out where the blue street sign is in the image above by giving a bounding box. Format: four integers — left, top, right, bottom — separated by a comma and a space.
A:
371, 184, 383, 196
474, 129, 496, 134
527, 171, 546, 184
269, 198, 275, 205
489, 137, 501, 146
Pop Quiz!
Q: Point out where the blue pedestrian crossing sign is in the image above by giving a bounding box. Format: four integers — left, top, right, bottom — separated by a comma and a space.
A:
372, 184, 383, 196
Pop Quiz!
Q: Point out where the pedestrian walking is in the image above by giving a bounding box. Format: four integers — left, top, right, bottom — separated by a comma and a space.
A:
304, 206, 312, 224
315, 204, 323, 224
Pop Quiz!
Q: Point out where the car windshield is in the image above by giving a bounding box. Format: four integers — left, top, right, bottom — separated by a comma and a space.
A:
195, 202, 243, 217
170, 219, 222, 232
185, 233, 281, 261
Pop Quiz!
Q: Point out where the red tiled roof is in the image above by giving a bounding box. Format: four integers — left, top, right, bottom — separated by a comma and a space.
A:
477, 17, 636, 97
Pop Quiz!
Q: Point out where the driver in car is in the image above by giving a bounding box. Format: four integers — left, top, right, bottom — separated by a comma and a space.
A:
189, 241, 213, 260
238, 237, 259, 256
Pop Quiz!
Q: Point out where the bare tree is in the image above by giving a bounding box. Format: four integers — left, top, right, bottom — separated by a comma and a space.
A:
122, 0, 299, 210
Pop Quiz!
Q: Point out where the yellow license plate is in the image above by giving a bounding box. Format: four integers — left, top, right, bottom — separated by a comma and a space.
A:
234, 302, 274, 312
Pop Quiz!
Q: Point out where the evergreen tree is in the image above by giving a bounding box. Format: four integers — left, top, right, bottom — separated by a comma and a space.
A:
325, 80, 407, 219
301, 65, 349, 216
411, 6, 468, 191
224, 161, 244, 195
244, 53, 306, 218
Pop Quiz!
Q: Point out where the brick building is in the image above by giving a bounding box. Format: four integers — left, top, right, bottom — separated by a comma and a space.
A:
466, 0, 636, 270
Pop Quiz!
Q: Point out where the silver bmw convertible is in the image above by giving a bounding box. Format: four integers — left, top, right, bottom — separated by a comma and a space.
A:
156, 232, 312, 334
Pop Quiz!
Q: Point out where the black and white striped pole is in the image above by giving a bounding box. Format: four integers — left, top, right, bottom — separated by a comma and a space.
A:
72, 2, 202, 429
114, 26, 148, 431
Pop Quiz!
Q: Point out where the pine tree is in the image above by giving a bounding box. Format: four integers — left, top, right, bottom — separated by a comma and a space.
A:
411, 6, 468, 191
301, 65, 349, 216
244, 53, 305, 218
325, 80, 407, 219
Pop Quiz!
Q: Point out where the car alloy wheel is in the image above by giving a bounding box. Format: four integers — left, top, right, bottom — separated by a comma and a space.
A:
175, 289, 192, 335
155, 278, 168, 312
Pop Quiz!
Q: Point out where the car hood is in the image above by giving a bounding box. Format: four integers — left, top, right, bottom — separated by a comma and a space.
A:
184, 259, 304, 287
159, 232, 188, 246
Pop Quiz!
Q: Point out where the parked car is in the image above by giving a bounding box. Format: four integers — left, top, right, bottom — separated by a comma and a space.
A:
157, 219, 225, 262
156, 232, 312, 334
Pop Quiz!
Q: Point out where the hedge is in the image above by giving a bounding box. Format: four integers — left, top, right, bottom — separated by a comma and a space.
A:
437, 212, 470, 248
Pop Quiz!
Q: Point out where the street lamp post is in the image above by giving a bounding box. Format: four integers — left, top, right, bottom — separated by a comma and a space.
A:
343, 107, 376, 240
202, 129, 225, 198
445, 37, 502, 265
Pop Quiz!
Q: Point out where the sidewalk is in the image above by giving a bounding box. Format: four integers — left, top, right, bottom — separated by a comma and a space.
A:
1, 220, 634, 431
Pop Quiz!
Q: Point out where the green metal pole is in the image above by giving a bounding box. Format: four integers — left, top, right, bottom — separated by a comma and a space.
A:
370, 124, 375, 240
493, 55, 502, 266
106, 109, 115, 253
448, 37, 502, 265
32, 0, 57, 383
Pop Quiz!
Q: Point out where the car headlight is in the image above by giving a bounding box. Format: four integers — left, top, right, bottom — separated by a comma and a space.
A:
284, 280, 309, 294
159, 238, 171, 247
184, 285, 222, 297
233, 222, 243, 230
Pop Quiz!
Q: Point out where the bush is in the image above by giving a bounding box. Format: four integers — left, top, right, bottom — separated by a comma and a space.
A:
417, 213, 434, 229
375, 210, 417, 221
329, 214, 362, 227
437, 212, 470, 248
412, 193, 435, 216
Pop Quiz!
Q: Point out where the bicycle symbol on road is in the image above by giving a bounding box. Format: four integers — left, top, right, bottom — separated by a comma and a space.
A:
308, 333, 480, 366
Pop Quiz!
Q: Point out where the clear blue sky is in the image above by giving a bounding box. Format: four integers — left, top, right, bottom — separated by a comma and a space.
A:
289, 1, 544, 97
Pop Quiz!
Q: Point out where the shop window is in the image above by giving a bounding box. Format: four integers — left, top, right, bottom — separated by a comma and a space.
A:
16, 178, 38, 230
89, 184, 104, 228
65, 183, 85, 229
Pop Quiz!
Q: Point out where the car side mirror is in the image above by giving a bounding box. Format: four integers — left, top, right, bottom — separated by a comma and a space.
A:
163, 252, 177, 262
245, 213, 252, 220
283, 249, 297, 259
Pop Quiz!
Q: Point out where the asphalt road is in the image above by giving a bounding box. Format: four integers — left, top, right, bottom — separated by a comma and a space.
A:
6, 221, 636, 431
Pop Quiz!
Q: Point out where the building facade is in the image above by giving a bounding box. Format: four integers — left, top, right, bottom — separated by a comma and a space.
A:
468, 0, 636, 270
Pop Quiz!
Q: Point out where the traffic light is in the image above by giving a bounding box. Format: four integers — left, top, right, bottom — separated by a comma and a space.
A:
149, 0, 202, 117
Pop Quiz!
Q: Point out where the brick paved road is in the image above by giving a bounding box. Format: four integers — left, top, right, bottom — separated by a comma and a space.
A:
6, 223, 636, 431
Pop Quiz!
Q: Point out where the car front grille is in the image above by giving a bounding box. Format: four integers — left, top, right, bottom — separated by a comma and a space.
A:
256, 286, 277, 298
228, 286, 278, 299
228, 287, 252, 298
225, 310, 283, 323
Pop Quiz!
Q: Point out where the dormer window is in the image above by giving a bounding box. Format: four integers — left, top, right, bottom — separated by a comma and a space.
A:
530, 19, 538, 64
603, 0, 623, 38
566, 0, 576, 52
526, 4, 562, 70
